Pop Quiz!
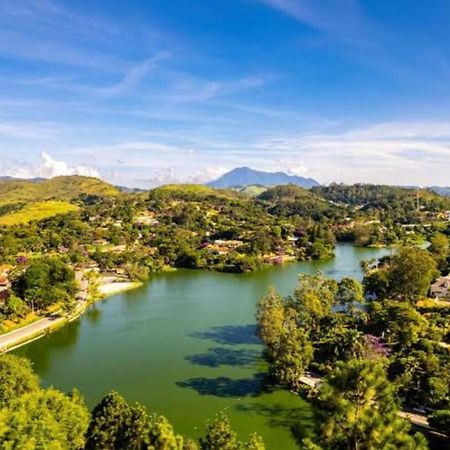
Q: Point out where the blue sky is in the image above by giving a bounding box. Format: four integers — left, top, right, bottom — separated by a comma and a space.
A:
0, 0, 449, 187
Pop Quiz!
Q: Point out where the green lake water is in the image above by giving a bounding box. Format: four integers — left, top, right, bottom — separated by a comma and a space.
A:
14, 243, 389, 449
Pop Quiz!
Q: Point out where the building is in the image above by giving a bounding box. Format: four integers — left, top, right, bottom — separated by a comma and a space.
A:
430, 275, 450, 299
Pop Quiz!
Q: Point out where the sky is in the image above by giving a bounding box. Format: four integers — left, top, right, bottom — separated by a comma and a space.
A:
0, 0, 450, 187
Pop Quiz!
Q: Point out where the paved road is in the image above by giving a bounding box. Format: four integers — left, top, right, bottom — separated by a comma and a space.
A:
0, 314, 65, 352
0, 301, 85, 353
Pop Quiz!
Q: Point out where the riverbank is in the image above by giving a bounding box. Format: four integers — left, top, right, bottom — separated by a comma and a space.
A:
0, 278, 143, 353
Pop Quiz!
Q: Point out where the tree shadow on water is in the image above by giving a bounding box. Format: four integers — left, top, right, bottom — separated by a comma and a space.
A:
234, 402, 319, 445
186, 347, 261, 368
176, 372, 273, 398
190, 324, 260, 345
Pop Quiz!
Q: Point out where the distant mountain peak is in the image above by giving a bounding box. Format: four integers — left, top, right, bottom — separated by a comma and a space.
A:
207, 167, 320, 189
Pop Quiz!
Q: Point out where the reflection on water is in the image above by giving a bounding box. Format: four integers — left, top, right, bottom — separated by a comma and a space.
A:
186, 347, 261, 368
17, 320, 81, 376
190, 324, 259, 346
13, 243, 389, 450
176, 372, 272, 398
85, 305, 102, 325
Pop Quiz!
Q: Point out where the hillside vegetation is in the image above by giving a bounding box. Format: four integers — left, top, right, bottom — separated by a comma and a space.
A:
313, 183, 450, 213
0, 176, 119, 206
0, 201, 78, 226
258, 184, 341, 220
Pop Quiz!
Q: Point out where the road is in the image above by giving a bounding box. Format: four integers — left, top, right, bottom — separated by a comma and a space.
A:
0, 314, 65, 352
0, 301, 85, 353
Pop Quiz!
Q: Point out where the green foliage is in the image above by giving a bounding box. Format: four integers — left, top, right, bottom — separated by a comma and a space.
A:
428, 233, 449, 272
0, 388, 90, 449
257, 185, 340, 221
428, 409, 450, 435
305, 359, 428, 450
336, 277, 364, 305
148, 415, 185, 449
257, 289, 314, 389
13, 257, 77, 311
85, 390, 151, 450
0, 354, 39, 408
199, 412, 265, 450
1, 294, 29, 320
200, 412, 240, 450
388, 247, 438, 300
368, 301, 429, 347
389, 343, 450, 409
364, 247, 438, 301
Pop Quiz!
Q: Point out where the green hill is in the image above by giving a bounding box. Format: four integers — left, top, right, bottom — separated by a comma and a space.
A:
232, 184, 268, 197
148, 184, 241, 201
257, 184, 341, 220
0, 176, 119, 206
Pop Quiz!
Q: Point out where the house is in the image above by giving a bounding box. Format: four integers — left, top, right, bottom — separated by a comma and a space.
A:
430, 275, 450, 299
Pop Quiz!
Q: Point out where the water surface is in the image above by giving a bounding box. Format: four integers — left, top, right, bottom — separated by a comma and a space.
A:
15, 243, 388, 449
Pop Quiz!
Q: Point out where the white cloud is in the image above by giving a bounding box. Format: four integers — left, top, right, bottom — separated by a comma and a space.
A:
4, 151, 100, 179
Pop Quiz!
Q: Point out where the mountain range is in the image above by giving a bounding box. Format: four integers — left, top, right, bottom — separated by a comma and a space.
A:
207, 167, 320, 189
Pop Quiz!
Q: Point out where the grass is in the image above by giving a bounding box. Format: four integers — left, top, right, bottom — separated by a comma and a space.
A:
0, 201, 79, 226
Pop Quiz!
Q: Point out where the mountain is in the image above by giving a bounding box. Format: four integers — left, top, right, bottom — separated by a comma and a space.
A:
429, 186, 450, 197
207, 167, 320, 189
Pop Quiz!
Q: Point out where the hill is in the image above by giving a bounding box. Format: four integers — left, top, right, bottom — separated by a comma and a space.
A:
312, 183, 450, 209
257, 184, 341, 220
232, 184, 268, 197
0, 176, 119, 206
148, 184, 242, 202
208, 167, 320, 189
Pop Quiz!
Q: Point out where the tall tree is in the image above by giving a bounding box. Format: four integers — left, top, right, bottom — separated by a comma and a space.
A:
0, 354, 39, 408
388, 247, 438, 301
85, 390, 150, 450
304, 359, 428, 449
0, 388, 90, 449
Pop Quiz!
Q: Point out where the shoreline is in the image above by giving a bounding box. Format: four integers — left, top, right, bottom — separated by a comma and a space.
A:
0, 280, 143, 353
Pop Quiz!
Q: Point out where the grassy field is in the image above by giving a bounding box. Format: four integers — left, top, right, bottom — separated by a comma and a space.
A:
0, 201, 79, 226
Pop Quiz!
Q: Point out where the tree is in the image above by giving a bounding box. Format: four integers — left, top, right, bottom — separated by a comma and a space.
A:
270, 309, 313, 390
0, 388, 90, 449
0, 354, 39, 408
290, 274, 338, 334
305, 359, 428, 449
256, 289, 285, 361
199, 412, 265, 450
200, 412, 239, 450
368, 301, 428, 348
1, 294, 29, 320
13, 257, 77, 311
148, 415, 185, 449
389, 345, 450, 409
86, 390, 150, 450
256, 289, 313, 389
428, 409, 450, 436
388, 247, 438, 301
336, 278, 364, 306
428, 233, 449, 272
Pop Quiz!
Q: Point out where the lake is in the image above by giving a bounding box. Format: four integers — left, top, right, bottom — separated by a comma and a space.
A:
14, 243, 389, 449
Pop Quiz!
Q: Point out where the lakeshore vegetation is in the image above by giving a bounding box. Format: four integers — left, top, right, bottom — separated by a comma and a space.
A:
1, 175, 450, 448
